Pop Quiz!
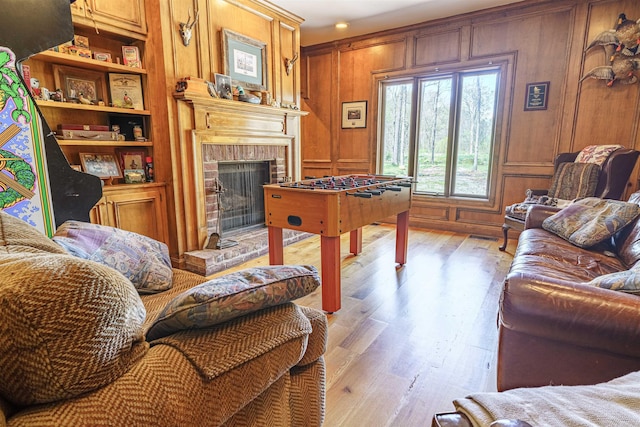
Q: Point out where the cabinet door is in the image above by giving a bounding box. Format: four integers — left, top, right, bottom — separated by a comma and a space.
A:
89, 197, 109, 225
70, 0, 87, 19
90, 0, 146, 35
104, 187, 168, 243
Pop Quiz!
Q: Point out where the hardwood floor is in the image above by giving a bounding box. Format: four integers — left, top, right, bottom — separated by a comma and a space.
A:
210, 224, 516, 426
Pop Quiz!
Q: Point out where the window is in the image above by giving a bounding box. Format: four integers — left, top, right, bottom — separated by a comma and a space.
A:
380, 68, 500, 198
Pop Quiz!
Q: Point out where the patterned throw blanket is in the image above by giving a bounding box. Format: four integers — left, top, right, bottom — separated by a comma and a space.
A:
454, 371, 640, 426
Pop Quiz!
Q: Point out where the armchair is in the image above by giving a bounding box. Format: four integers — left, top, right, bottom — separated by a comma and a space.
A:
498, 147, 639, 251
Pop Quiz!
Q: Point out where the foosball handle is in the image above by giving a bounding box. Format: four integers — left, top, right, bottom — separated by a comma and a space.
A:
385, 186, 402, 192
397, 182, 412, 187
347, 192, 373, 198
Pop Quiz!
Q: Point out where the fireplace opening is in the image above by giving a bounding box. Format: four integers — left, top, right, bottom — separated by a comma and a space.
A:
218, 161, 271, 235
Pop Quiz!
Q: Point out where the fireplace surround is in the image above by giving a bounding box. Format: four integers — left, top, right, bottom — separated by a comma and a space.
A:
174, 88, 308, 275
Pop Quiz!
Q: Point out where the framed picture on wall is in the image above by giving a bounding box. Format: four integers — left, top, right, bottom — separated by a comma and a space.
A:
221, 29, 268, 91
342, 101, 368, 129
524, 81, 549, 111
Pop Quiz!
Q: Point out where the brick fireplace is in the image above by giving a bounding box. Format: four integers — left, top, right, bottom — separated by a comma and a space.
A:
202, 144, 286, 239
174, 88, 308, 275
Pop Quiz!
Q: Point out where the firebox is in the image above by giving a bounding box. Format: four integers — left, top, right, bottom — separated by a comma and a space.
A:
217, 161, 271, 235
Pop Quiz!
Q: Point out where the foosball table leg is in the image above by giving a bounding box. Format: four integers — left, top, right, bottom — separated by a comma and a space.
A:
321, 235, 341, 313
395, 210, 409, 265
268, 226, 284, 265
350, 228, 363, 255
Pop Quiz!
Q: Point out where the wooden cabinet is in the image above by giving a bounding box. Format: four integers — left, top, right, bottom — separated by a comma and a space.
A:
24, 2, 169, 244
90, 184, 168, 243
71, 0, 147, 36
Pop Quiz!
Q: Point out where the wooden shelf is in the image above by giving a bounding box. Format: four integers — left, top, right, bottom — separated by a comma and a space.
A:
33, 50, 147, 74
57, 139, 153, 147
36, 100, 150, 115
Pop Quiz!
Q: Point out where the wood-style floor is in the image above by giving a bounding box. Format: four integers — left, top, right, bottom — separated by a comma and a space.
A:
211, 224, 516, 426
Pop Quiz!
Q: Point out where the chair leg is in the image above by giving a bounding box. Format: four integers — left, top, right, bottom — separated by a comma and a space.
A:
499, 223, 510, 251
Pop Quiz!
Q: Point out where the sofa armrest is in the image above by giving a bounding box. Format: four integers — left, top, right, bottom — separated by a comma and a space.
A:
500, 274, 640, 358
524, 205, 560, 229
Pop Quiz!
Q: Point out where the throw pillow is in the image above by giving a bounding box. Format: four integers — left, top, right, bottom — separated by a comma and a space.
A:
0, 253, 147, 405
587, 270, 640, 294
0, 210, 67, 255
53, 221, 173, 294
542, 198, 640, 248
146, 265, 320, 341
547, 162, 600, 200
574, 144, 623, 165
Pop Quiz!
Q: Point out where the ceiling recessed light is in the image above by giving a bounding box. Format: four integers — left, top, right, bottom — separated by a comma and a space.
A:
335, 22, 349, 29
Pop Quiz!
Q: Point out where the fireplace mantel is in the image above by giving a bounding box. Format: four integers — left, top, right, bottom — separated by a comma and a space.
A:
172, 81, 308, 255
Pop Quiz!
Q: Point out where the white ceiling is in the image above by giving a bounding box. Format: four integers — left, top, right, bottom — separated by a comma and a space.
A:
267, 0, 525, 46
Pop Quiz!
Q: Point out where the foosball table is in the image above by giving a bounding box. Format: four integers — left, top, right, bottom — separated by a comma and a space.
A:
263, 174, 413, 312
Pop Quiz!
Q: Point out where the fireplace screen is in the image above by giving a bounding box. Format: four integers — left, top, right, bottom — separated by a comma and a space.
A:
218, 161, 270, 234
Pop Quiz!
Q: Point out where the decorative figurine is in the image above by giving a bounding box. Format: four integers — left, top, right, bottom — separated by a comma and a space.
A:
50, 88, 64, 102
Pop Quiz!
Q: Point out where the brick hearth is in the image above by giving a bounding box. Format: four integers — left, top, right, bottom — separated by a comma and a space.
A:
184, 227, 312, 277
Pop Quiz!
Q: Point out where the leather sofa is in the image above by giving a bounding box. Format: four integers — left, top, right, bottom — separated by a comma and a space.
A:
433, 192, 640, 426
498, 191, 640, 391
0, 213, 327, 426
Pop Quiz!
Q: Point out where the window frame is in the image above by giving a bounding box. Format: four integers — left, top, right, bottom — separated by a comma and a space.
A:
376, 61, 507, 203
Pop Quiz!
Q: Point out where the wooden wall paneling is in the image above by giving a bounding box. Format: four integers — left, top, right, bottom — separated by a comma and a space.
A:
471, 8, 575, 165
301, 51, 333, 178
279, 22, 296, 106
501, 174, 554, 210
337, 40, 407, 171
209, 0, 273, 88
573, 1, 640, 153
413, 29, 462, 67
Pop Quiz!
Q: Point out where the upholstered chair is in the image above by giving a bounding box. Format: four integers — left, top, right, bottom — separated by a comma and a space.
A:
498, 146, 639, 251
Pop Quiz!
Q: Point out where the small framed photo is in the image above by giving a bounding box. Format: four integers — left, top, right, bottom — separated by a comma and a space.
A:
524, 81, 549, 111
123, 169, 146, 184
108, 73, 144, 110
342, 101, 368, 129
93, 51, 112, 62
122, 45, 141, 68
79, 153, 122, 179
215, 73, 233, 100
53, 65, 108, 104
117, 150, 146, 171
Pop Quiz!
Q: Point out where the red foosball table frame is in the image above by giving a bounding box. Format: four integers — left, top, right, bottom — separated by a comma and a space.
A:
263, 174, 413, 312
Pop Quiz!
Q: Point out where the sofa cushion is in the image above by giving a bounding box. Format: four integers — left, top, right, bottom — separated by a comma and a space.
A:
542, 198, 640, 248
53, 221, 173, 294
146, 265, 320, 341
0, 210, 66, 254
547, 162, 600, 200
0, 253, 148, 405
587, 270, 640, 294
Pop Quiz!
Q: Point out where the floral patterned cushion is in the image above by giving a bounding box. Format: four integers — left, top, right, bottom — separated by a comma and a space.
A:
574, 144, 623, 166
542, 198, 640, 248
53, 221, 173, 294
146, 265, 320, 341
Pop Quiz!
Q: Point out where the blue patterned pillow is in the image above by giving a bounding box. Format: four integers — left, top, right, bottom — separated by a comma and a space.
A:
53, 221, 173, 294
146, 265, 320, 340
